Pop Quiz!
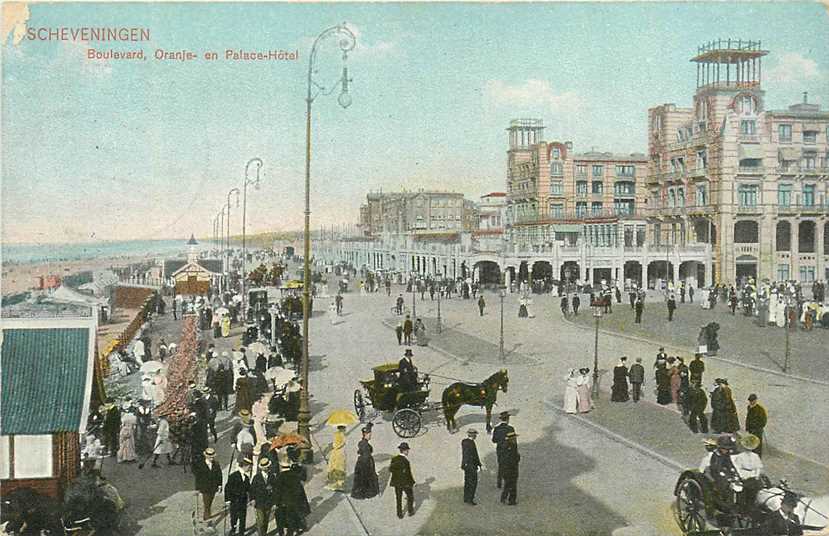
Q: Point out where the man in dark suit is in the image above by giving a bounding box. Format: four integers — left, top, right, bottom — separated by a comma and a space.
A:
389, 442, 415, 519
491, 411, 515, 489
403, 315, 413, 345
461, 429, 482, 505
500, 432, 521, 505
203, 388, 219, 443
250, 458, 278, 536
193, 448, 223, 520
398, 349, 417, 392
572, 294, 580, 316
225, 458, 252, 535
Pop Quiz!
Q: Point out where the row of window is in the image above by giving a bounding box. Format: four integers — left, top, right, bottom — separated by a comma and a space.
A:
778, 266, 817, 282
778, 124, 827, 144
552, 163, 638, 178
738, 183, 819, 208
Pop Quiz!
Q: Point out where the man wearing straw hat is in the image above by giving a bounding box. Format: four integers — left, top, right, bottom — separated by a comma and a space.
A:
193, 447, 223, 520
225, 457, 252, 536
250, 457, 277, 536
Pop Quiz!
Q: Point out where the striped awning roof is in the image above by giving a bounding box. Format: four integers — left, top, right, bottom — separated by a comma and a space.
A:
1, 327, 92, 434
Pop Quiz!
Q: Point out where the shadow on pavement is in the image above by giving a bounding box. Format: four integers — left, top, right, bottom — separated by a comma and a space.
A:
414, 420, 630, 536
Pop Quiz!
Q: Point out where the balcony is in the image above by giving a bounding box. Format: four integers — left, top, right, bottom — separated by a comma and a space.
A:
688, 167, 707, 179
737, 166, 764, 175
512, 207, 642, 224
738, 133, 760, 143
734, 243, 760, 256
736, 204, 762, 214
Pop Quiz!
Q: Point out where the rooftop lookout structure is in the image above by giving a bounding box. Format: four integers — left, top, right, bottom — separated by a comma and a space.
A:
692, 39, 769, 90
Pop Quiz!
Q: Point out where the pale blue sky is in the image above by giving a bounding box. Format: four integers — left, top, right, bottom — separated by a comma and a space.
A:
2, 2, 828, 244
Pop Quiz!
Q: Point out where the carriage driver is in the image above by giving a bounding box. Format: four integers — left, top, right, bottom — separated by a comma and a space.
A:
709, 435, 741, 501
398, 349, 418, 392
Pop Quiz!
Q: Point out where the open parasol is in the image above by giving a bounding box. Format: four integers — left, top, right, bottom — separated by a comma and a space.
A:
140, 361, 164, 375
214, 307, 230, 316
325, 409, 359, 427
265, 366, 295, 386
270, 433, 308, 449
248, 341, 268, 356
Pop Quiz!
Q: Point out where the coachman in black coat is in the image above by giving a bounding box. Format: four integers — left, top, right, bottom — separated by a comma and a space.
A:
461, 431, 481, 504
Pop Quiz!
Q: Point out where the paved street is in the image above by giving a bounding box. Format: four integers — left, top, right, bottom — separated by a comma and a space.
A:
110, 284, 829, 535
568, 293, 829, 383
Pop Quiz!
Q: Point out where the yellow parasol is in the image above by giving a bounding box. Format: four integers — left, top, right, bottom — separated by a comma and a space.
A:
325, 409, 359, 427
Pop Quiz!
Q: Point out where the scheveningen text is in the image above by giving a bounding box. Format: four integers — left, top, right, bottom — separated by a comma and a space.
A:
26, 27, 151, 42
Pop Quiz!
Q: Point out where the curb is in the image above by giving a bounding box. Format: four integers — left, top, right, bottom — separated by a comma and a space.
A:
545, 398, 686, 472
562, 317, 829, 387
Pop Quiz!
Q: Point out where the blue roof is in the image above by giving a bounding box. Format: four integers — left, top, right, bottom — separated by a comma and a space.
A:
1, 328, 91, 435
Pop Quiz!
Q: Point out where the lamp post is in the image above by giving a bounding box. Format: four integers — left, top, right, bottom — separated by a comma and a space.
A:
411, 278, 417, 320
298, 23, 356, 463
218, 207, 226, 293
499, 285, 506, 361
240, 158, 263, 325
226, 187, 241, 274
270, 303, 279, 348
592, 303, 603, 397
783, 295, 793, 373
436, 273, 442, 334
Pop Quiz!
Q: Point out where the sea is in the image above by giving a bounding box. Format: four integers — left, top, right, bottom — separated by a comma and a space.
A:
1, 239, 213, 265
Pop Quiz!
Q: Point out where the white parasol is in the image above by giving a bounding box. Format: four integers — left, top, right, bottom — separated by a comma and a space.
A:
214, 307, 230, 316
140, 361, 164, 375
248, 341, 268, 356
265, 366, 295, 386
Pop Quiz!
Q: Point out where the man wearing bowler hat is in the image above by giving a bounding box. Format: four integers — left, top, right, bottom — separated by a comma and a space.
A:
491, 411, 515, 489
193, 447, 223, 520
745, 393, 768, 457
461, 429, 482, 505
389, 442, 415, 519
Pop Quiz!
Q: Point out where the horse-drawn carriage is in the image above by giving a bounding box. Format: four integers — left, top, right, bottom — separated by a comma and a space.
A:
353, 363, 431, 438
354, 363, 510, 438
674, 462, 827, 534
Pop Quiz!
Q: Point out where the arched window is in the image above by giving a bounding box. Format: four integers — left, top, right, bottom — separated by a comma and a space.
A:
734, 221, 759, 243
798, 221, 816, 253
776, 221, 791, 251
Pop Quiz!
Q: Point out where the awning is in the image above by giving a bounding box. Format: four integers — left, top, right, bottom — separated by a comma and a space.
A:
739, 144, 764, 159
778, 147, 801, 161
551, 224, 582, 233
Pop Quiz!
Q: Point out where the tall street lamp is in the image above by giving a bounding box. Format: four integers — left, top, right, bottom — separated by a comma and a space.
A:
499, 285, 506, 361
436, 273, 442, 334
592, 303, 603, 398
240, 158, 263, 324
298, 23, 356, 463
226, 187, 241, 273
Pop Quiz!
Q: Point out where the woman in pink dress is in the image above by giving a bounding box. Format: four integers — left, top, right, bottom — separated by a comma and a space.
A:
575, 368, 593, 413
117, 404, 137, 463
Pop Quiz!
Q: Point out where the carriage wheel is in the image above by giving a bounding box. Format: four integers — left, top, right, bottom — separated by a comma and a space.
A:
353, 390, 366, 422
676, 479, 707, 533
392, 408, 422, 438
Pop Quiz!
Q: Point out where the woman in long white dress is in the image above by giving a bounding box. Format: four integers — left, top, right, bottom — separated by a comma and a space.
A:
575, 368, 593, 413
563, 369, 579, 414
152, 370, 167, 406
117, 407, 137, 463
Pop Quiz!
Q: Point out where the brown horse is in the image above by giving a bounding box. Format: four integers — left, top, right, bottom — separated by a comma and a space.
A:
441, 369, 509, 433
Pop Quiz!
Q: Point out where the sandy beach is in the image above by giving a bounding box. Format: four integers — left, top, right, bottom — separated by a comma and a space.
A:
1, 255, 154, 296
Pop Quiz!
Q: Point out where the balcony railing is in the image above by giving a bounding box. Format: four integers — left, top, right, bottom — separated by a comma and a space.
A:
512, 207, 641, 224
738, 133, 760, 143
737, 166, 764, 175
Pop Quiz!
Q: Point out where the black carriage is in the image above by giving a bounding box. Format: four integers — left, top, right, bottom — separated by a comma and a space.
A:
674, 468, 825, 534
353, 363, 431, 438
